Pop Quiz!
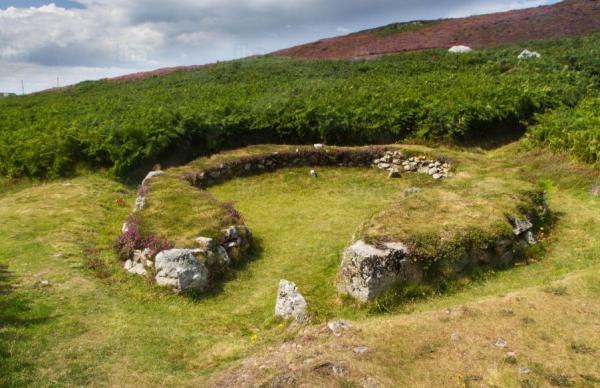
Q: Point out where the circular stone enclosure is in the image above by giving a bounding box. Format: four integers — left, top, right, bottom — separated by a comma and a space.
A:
115, 145, 551, 302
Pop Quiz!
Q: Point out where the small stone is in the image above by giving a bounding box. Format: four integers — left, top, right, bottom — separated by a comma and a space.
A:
404, 187, 422, 195
511, 217, 533, 236
195, 237, 214, 250
388, 168, 401, 178
353, 346, 369, 354
504, 351, 517, 364
361, 377, 382, 388
134, 195, 146, 212
591, 186, 600, 197
524, 231, 537, 245
432, 173, 443, 180
314, 143, 324, 149
332, 365, 346, 376
450, 333, 461, 341
124, 259, 134, 270
327, 319, 352, 336
428, 167, 438, 175
39, 280, 50, 287
495, 338, 508, 348
518, 366, 531, 375
310, 169, 318, 178
378, 163, 391, 169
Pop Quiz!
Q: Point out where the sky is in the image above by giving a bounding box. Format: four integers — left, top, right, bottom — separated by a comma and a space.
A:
0, 0, 559, 93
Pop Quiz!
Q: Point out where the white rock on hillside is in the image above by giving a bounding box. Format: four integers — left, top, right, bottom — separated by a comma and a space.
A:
141, 170, 164, 186
449, 45, 472, 53
338, 240, 422, 302
518, 49, 541, 59
275, 279, 308, 323
155, 249, 210, 292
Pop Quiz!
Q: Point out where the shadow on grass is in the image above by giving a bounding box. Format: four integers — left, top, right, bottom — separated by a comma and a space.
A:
182, 236, 265, 301
0, 263, 53, 384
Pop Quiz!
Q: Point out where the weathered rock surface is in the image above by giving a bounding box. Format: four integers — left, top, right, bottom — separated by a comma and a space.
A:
124, 259, 147, 276
510, 216, 533, 236
338, 240, 421, 302
221, 225, 252, 263
194, 237, 231, 271
155, 249, 210, 292
275, 279, 308, 323
134, 195, 146, 211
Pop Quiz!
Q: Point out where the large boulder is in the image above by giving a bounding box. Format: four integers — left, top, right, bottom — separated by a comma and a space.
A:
275, 279, 308, 323
338, 240, 422, 302
155, 249, 209, 292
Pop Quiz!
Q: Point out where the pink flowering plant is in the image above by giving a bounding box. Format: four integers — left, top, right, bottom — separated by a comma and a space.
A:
114, 215, 172, 260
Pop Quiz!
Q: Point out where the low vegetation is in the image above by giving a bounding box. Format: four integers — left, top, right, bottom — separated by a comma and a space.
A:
526, 94, 600, 167
0, 34, 598, 179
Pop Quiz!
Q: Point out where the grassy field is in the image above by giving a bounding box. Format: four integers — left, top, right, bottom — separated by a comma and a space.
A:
0, 144, 598, 387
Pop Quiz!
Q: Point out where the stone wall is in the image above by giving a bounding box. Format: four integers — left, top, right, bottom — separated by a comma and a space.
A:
120, 146, 454, 295
338, 193, 550, 302
183, 147, 453, 188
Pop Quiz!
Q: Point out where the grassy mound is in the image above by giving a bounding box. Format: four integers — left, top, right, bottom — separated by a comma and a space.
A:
131, 145, 549, 303
0, 144, 598, 386
0, 34, 598, 179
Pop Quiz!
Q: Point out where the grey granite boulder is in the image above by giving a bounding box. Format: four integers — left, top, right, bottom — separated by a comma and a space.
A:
510, 216, 533, 236
275, 279, 308, 323
155, 249, 209, 292
338, 240, 422, 302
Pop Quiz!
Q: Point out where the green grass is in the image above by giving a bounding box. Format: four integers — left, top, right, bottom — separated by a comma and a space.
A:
0, 144, 598, 386
208, 166, 409, 318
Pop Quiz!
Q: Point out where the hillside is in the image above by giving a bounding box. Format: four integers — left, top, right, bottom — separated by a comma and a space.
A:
273, 0, 600, 59
1, 33, 598, 181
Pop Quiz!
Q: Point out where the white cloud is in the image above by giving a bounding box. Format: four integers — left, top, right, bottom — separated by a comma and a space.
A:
0, 0, 562, 93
